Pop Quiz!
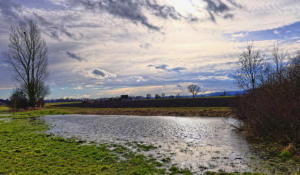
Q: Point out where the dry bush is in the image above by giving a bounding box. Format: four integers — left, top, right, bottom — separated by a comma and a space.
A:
235, 48, 300, 145
236, 83, 300, 144
8, 89, 29, 110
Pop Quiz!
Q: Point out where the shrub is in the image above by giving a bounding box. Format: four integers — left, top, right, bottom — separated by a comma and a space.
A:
37, 98, 45, 108
235, 49, 300, 145
8, 89, 29, 110
280, 150, 291, 160
235, 81, 300, 144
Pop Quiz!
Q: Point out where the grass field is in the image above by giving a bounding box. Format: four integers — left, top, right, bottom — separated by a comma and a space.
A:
0, 105, 9, 113
0, 103, 233, 119
48, 106, 233, 117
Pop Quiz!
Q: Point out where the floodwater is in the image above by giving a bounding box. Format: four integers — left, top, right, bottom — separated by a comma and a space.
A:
0, 114, 11, 117
44, 115, 255, 174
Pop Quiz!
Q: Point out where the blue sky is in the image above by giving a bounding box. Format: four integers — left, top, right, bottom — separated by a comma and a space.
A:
229, 21, 300, 42
0, 0, 300, 99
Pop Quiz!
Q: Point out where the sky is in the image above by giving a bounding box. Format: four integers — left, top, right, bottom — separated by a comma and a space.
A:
0, 0, 300, 99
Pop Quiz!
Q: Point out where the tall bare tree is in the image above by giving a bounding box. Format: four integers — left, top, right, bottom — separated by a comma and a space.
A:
5, 20, 48, 107
187, 84, 201, 98
272, 43, 288, 83
236, 43, 264, 90
288, 52, 300, 88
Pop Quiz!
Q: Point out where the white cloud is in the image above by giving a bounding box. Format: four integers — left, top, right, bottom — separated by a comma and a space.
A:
74, 86, 83, 90
62, 94, 91, 99
0, 87, 15, 90
232, 32, 248, 38
273, 30, 280, 35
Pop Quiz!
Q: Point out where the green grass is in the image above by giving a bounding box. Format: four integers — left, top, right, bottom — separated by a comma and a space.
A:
169, 166, 192, 175
0, 105, 9, 113
0, 104, 232, 119
0, 108, 70, 119
45, 101, 81, 107
133, 142, 157, 151
53, 106, 232, 114
52, 106, 232, 113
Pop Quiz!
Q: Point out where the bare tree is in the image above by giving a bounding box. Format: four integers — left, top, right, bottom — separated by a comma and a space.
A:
272, 43, 289, 83
236, 43, 264, 90
187, 84, 201, 98
5, 20, 48, 107
288, 52, 300, 86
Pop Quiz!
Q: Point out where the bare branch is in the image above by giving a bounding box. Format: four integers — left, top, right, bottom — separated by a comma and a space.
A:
235, 43, 265, 90
187, 84, 201, 98
5, 20, 49, 106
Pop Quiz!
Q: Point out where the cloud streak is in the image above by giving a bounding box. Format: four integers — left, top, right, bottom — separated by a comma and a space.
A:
72, 0, 238, 31
72, 0, 177, 31
148, 64, 186, 72
66, 51, 84, 62
92, 69, 106, 77
91, 69, 116, 79
204, 0, 240, 22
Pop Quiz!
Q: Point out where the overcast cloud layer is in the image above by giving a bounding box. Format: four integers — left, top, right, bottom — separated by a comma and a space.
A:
0, 0, 300, 99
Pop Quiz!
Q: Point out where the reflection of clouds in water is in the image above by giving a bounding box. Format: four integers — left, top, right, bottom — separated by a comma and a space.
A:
44, 115, 252, 173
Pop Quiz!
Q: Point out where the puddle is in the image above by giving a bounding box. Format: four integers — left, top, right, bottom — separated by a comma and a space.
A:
0, 118, 12, 122
0, 114, 11, 117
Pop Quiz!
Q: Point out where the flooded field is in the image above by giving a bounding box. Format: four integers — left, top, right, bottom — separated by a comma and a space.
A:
44, 115, 256, 174
0, 114, 11, 117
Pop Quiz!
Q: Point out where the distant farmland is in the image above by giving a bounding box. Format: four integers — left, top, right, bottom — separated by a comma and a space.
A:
56, 97, 235, 108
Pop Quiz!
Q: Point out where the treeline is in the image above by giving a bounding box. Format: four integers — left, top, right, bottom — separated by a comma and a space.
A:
235, 43, 300, 145
58, 97, 235, 108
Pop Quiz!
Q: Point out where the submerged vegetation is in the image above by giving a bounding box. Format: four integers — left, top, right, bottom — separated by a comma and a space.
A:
204, 172, 264, 175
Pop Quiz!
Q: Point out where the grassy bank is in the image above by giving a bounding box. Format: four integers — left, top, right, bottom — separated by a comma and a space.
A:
49, 106, 233, 117
0, 104, 233, 118
247, 139, 300, 174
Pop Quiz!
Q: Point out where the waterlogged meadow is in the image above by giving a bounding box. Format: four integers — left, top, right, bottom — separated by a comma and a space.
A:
0, 106, 299, 174
0, 117, 192, 174
0, 105, 194, 174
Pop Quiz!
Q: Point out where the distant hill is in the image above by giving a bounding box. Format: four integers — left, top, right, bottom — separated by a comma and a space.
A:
0, 99, 9, 104
45, 99, 82, 103
201, 90, 244, 97
176, 90, 244, 98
